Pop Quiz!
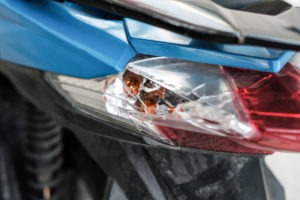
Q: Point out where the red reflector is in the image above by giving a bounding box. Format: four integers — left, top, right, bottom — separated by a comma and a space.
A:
156, 126, 272, 154
223, 63, 300, 152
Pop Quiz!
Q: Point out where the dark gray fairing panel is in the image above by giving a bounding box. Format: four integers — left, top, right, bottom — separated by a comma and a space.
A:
75, 133, 285, 200
74, 0, 300, 50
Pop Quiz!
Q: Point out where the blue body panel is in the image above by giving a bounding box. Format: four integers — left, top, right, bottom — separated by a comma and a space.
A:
0, 1, 136, 78
0, 1, 295, 78
124, 19, 294, 73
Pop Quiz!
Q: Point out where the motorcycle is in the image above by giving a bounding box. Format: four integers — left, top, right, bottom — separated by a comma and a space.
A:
0, 0, 300, 199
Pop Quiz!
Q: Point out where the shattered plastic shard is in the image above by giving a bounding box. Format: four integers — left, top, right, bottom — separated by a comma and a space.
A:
48, 56, 300, 154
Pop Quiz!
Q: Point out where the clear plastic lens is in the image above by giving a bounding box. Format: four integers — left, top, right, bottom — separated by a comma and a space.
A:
47, 56, 300, 154
50, 58, 252, 136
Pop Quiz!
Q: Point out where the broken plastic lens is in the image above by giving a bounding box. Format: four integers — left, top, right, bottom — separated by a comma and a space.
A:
47, 56, 300, 154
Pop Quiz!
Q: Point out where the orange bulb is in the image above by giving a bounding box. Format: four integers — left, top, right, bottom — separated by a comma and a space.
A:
168, 107, 175, 113
152, 87, 165, 99
140, 92, 158, 114
123, 71, 143, 96
123, 71, 177, 115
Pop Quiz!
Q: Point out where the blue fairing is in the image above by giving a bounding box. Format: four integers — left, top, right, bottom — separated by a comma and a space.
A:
0, 0, 295, 78
124, 19, 294, 73
0, 0, 136, 78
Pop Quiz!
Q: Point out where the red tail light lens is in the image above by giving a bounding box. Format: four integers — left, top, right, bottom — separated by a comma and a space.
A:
224, 63, 300, 152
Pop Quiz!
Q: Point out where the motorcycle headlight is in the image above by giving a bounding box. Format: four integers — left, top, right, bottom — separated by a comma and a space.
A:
46, 54, 300, 154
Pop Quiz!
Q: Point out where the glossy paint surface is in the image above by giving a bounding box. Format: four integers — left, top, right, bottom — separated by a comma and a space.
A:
0, 0, 295, 78
125, 19, 294, 73
73, 0, 300, 50
0, 0, 136, 78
